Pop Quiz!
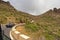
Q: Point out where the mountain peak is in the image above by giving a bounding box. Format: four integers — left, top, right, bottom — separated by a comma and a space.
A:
0, 0, 10, 4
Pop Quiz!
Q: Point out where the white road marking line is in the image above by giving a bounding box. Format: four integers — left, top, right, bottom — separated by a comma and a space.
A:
20, 34, 30, 39
10, 31, 14, 40
12, 29, 16, 31
14, 31, 20, 34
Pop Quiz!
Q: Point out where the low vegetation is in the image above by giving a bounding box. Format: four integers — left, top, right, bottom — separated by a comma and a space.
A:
25, 21, 40, 32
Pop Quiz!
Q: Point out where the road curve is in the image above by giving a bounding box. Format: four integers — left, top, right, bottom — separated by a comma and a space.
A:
10, 23, 30, 40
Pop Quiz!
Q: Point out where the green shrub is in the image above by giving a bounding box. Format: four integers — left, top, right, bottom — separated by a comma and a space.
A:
25, 21, 40, 32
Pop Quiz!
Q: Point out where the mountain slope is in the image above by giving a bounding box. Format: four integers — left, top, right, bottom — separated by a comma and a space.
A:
0, 0, 35, 24
34, 8, 60, 40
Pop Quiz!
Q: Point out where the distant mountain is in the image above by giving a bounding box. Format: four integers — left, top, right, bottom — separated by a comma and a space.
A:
0, 0, 60, 40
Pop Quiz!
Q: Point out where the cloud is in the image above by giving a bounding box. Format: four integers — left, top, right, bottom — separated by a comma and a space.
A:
8, 0, 60, 15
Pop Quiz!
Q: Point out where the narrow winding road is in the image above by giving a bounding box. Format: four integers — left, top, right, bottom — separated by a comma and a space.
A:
10, 23, 30, 40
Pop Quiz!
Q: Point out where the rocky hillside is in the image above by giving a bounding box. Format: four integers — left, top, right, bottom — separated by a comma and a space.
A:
34, 8, 60, 40
0, 0, 35, 24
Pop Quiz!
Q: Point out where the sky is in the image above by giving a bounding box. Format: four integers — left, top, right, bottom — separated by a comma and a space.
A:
3, 0, 60, 15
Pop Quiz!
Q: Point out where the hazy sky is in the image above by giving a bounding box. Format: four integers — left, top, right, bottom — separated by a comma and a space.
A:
3, 0, 60, 15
